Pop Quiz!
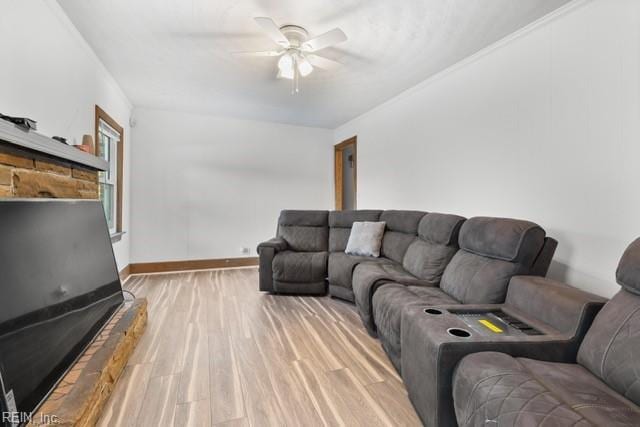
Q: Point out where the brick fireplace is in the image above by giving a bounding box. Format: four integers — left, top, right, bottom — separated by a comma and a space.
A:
0, 145, 99, 199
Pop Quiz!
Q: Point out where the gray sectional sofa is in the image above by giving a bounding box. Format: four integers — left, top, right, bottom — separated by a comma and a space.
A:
258, 210, 557, 301
452, 238, 640, 426
257, 210, 631, 426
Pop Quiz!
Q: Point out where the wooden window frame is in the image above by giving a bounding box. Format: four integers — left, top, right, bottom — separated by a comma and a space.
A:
334, 136, 357, 210
95, 105, 124, 234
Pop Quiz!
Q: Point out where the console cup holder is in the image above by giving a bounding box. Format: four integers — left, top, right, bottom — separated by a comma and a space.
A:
424, 308, 443, 315
447, 328, 471, 338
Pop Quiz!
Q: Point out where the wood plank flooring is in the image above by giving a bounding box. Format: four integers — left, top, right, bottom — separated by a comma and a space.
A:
98, 267, 421, 427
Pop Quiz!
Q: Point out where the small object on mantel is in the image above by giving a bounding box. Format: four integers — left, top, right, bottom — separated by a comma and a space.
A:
0, 113, 37, 131
79, 134, 95, 155
52, 136, 68, 145
75, 144, 92, 154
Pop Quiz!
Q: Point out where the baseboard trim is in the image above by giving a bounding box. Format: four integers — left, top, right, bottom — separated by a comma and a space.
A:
119, 264, 131, 283
129, 257, 259, 275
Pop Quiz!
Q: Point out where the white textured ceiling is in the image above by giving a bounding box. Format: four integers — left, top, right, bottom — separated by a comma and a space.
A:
57, 0, 572, 128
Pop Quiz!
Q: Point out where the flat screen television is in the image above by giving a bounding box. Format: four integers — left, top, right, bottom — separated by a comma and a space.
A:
0, 199, 124, 424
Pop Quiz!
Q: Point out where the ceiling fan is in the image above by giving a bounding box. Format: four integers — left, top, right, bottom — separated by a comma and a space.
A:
234, 17, 347, 93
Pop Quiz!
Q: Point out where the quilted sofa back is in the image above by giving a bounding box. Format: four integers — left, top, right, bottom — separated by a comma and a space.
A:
577, 238, 640, 406
440, 217, 546, 304
328, 210, 383, 252
401, 213, 466, 284
277, 210, 329, 252
379, 210, 428, 263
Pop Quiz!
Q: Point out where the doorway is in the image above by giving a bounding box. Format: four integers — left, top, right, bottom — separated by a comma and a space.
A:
334, 136, 357, 210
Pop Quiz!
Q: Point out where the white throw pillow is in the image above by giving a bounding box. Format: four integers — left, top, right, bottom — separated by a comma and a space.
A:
345, 221, 386, 257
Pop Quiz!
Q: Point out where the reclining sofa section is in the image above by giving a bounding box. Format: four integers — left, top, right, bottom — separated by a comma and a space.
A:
257, 210, 329, 295
370, 216, 554, 369
452, 238, 640, 427
352, 211, 465, 335
328, 209, 385, 301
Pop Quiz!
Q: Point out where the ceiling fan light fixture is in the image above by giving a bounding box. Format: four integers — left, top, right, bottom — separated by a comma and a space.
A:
238, 17, 347, 92
278, 52, 294, 73
280, 68, 295, 80
297, 56, 313, 77
279, 65, 295, 80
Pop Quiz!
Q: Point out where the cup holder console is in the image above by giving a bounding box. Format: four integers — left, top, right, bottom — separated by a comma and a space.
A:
424, 308, 443, 315
447, 328, 471, 338
454, 310, 543, 337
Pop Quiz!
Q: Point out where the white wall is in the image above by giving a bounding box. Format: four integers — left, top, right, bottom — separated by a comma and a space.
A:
0, 0, 133, 271
130, 108, 333, 263
335, 0, 640, 297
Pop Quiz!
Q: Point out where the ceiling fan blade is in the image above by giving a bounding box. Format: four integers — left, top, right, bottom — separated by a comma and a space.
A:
232, 50, 283, 57
302, 28, 347, 52
254, 17, 290, 47
306, 54, 342, 70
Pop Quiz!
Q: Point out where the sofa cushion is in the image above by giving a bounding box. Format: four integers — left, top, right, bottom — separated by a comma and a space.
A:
328, 227, 351, 253
577, 289, 640, 406
518, 357, 640, 425
345, 221, 386, 257
279, 226, 328, 252
277, 210, 328, 252
328, 210, 382, 252
401, 213, 465, 282
418, 212, 466, 245
454, 352, 640, 427
372, 284, 459, 371
353, 262, 435, 334
379, 210, 427, 263
459, 216, 545, 264
327, 252, 392, 291
440, 250, 521, 304
381, 231, 416, 264
402, 239, 458, 282
272, 251, 328, 283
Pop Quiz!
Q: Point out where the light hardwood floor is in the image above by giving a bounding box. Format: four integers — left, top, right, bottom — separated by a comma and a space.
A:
98, 267, 422, 427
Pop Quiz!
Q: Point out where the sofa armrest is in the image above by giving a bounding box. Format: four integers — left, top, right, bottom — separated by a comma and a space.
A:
257, 237, 288, 253
257, 237, 287, 293
258, 246, 276, 292
505, 276, 606, 335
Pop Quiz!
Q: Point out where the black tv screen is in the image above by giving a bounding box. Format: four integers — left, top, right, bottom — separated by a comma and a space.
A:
0, 199, 123, 420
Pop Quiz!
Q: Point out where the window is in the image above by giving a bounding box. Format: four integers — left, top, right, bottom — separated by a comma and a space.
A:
95, 106, 124, 236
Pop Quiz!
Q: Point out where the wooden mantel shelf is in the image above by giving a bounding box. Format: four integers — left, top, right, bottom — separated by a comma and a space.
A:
0, 120, 108, 171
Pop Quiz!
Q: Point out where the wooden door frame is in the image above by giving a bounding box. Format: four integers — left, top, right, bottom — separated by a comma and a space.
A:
334, 136, 357, 210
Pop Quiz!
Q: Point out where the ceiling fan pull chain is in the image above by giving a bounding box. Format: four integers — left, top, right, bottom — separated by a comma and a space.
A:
293, 55, 299, 94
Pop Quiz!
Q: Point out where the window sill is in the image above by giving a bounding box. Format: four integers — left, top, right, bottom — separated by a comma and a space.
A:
111, 231, 126, 244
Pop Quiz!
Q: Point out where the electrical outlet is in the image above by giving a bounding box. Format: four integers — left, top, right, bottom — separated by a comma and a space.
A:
240, 247, 250, 255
